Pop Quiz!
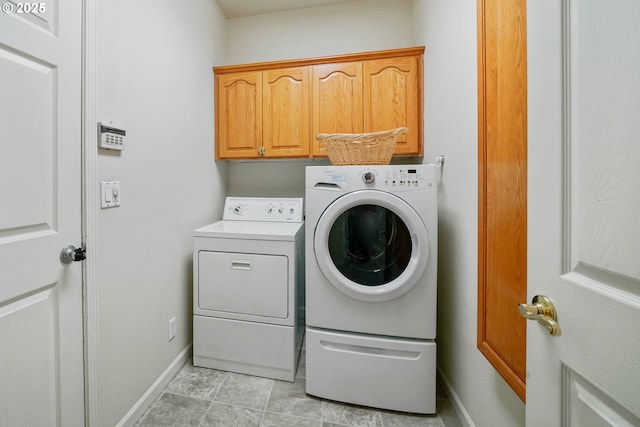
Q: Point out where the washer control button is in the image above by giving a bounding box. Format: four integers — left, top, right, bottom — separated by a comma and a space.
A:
362, 171, 375, 184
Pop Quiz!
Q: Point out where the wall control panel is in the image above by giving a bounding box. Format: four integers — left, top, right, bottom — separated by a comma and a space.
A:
99, 123, 126, 150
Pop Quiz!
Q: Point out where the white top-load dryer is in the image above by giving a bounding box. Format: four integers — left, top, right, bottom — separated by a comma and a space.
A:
193, 197, 304, 382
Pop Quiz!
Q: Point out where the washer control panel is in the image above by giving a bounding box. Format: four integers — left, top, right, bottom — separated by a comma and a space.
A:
318, 164, 438, 191
223, 197, 303, 222
380, 168, 426, 188
321, 165, 436, 190
360, 169, 419, 187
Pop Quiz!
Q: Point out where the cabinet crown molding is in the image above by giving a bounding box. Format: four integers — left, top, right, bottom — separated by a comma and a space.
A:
213, 46, 426, 74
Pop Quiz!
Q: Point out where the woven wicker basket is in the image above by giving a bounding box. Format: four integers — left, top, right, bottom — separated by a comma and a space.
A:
316, 127, 408, 165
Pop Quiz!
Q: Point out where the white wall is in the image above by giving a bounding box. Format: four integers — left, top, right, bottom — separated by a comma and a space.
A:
95, 0, 227, 425
412, 1, 525, 426
224, 0, 414, 64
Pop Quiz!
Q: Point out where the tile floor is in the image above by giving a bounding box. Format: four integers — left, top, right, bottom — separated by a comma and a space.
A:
134, 343, 463, 427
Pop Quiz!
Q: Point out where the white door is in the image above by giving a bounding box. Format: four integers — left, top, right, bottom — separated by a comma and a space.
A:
527, 0, 640, 425
0, 0, 84, 425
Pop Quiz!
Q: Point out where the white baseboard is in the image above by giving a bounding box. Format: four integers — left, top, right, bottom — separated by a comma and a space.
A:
116, 343, 192, 427
437, 365, 476, 427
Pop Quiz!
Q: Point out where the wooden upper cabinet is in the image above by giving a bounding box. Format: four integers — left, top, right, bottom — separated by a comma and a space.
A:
214, 47, 424, 160
263, 67, 310, 158
311, 62, 364, 156
364, 56, 422, 155
216, 71, 262, 159
215, 68, 308, 159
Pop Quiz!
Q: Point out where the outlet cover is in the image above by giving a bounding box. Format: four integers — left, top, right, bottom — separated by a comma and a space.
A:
168, 317, 176, 341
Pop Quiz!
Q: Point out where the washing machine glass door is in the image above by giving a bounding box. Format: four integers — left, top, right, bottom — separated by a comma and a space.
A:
314, 190, 429, 302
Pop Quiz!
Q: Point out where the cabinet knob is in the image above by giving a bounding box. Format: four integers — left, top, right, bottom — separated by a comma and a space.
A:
257, 146, 265, 156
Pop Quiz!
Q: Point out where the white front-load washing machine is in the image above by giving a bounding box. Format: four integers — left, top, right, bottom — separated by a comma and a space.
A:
305, 164, 437, 413
193, 197, 304, 382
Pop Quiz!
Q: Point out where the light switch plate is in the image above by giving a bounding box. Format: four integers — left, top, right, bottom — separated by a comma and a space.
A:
101, 181, 121, 208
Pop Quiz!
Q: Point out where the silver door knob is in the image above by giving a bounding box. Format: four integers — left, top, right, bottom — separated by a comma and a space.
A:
60, 245, 86, 264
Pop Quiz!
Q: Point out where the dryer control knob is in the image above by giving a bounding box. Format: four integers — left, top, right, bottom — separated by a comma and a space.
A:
362, 171, 375, 184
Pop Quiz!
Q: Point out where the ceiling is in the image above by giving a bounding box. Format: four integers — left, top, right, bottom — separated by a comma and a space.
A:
215, 0, 357, 18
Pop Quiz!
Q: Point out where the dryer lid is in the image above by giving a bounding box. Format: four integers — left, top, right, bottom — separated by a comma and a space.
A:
194, 220, 303, 241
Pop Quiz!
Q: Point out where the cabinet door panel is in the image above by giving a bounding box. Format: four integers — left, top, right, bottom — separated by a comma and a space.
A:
216, 72, 262, 159
263, 67, 310, 157
364, 56, 422, 155
311, 62, 363, 156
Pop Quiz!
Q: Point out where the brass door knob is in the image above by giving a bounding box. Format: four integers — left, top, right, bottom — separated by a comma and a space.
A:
518, 295, 561, 336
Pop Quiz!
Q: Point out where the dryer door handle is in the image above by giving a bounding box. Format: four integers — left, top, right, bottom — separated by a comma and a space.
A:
231, 260, 252, 271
